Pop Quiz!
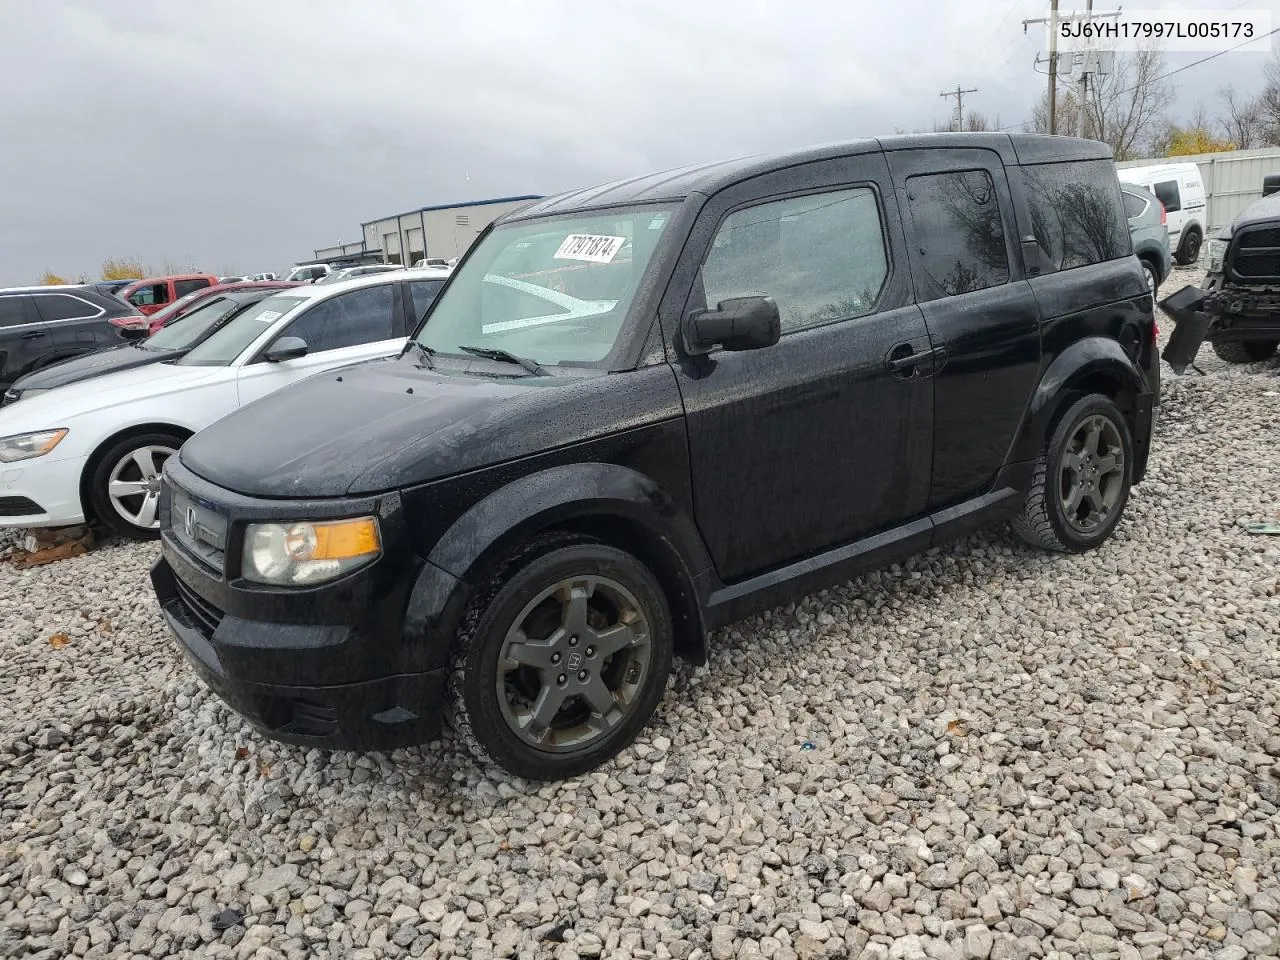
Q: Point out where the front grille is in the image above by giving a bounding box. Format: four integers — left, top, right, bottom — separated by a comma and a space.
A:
172, 575, 224, 640
168, 485, 228, 573
1233, 227, 1280, 282
0, 495, 42, 517
1239, 227, 1280, 249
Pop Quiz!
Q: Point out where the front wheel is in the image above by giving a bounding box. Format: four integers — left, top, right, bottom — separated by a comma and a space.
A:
449, 537, 673, 780
86, 432, 183, 540
1211, 339, 1279, 364
1140, 259, 1159, 297
1011, 394, 1134, 553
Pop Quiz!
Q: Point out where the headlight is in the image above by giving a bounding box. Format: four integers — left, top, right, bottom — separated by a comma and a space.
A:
0, 428, 68, 463
241, 516, 381, 586
1206, 238, 1227, 273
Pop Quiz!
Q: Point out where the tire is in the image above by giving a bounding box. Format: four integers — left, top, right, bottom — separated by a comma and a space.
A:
1174, 228, 1202, 266
449, 535, 674, 780
86, 431, 184, 540
1139, 259, 1159, 296
1011, 394, 1134, 554
1211, 339, 1279, 364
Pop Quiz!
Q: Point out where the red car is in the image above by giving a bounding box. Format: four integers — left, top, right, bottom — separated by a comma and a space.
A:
116, 273, 221, 316
111, 280, 303, 336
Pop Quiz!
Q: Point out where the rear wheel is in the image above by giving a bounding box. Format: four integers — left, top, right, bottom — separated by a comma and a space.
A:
1139, 259, 1159, 297
1175, 228, 1202, 265
86, 431, 183, 540
1012, 394, 1133, 554
1211, 339, 1279, 364
449, 536, 673, 780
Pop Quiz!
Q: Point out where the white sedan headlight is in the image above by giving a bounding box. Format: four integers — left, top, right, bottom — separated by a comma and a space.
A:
0, 428, 68, 463
242, 516, 381, 586
1206, 238, 1227, 274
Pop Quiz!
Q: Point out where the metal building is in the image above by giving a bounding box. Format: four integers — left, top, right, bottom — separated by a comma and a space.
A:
357, 196, 543, 266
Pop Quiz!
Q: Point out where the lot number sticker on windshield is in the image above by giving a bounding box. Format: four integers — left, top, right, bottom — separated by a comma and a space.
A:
553, 234, 626, 263
257, 310, 282, 323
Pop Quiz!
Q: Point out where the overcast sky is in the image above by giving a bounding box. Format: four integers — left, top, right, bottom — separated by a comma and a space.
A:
0, 0, 1274, 285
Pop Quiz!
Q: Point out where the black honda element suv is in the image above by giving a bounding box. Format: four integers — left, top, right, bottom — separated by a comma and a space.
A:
153, 134, 1158, 780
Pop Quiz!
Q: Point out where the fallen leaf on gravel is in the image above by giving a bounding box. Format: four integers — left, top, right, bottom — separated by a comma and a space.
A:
257, 758, 271, 778
234, 746, 250, 760
48, 633, 70, 649
946, 719, 968, 737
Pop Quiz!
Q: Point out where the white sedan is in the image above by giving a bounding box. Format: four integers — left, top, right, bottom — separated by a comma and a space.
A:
0, 269, 450, 539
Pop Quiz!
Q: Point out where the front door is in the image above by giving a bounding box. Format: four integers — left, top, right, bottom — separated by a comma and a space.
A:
235, 282, 406, 407
668, 152, 935, 583
885, 147, 1042, 509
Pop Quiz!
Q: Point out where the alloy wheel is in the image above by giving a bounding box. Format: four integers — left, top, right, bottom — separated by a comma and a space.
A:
496, 575, 653, 752
1058, 415, 1125, 535
107, 445, 176, 530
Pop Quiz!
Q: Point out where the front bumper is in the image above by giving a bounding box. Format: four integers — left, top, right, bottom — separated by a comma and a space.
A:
1160, 281, 1280, 372
0, 453, 88, 528
151, 458, 468, 751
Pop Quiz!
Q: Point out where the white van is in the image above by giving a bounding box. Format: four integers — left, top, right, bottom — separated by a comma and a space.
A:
1116, 162, 1207, 265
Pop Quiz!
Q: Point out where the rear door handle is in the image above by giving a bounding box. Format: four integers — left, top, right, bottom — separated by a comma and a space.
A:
21, 331, 45, 340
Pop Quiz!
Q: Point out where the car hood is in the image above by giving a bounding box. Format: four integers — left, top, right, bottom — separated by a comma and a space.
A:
11, 344, 179, 393
180, 354, 682, 498
0, 360, 225, 431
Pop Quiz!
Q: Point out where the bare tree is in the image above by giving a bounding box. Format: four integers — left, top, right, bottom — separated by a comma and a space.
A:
1083, 48, 1170, 159
963, 111, 991, 132
1255, 52, 1280, 145
1219, 85, 1261, 149
1032, 88, 1081, 138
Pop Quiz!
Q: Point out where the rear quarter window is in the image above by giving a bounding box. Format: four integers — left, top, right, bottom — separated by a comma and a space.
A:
1122, 192, 1146, 220
1020, 160, 1131, 271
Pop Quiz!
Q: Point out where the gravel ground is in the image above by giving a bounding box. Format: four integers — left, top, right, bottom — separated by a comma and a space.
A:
2, 261, 1279, 960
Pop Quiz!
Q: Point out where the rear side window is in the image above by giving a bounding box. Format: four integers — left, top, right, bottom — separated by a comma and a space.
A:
1122, 192, 1147, 219
0, 296, 29, 327
1021, 160, 1131, 271
1153, 180, 1181, 213
35, 293, 103, 322
174, 278, 212, 297
904, 170, 1010, 298
282, 285, 396, 353
128, 283, 169, 307
702, 187, 889, 332
409, 279, 445, 325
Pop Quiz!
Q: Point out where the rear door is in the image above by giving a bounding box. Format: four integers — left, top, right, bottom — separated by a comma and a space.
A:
1150, 177, 1184, 247
174, 277, 213, 298
34, 291, 113, 356
886, 147, 1042, 510
0, 294, 38, 385
668, 150, 936, 582
235, 283, 406, 406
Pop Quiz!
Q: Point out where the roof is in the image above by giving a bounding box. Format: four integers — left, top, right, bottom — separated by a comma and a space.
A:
0, 283, 95, 294
509, 134, 1114, 220
119, 273, 217, 292
276, 267, 453, 303
362, 195, 543, 228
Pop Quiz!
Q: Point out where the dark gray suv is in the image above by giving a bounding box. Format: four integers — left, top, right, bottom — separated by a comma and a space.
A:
0, 285, 141, 390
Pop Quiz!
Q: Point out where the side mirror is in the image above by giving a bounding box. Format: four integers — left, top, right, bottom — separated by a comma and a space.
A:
682, 296, 781, 355
264, 336, 308, 362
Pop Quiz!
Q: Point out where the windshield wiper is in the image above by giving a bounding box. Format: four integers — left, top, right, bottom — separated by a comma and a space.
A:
457, 345, 549, 376
403, 340, 437, 370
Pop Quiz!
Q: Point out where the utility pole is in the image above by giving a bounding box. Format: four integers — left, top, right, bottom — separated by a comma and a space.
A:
1023, 2, 1121, 136
1078, 0, 1092, 138
940, 85, 979, 131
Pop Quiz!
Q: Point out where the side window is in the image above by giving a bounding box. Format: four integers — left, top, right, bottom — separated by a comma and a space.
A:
701, 187, 888, 333
1153, 180, 1181, 213
1021, 160, 1131, 271
174, 278, 211, 297
1122, 192, 1146, 219
0, 296, 30, 327
35, 294, 102, 322
409, 280, 445, 325
904, 170, 1010, 299
129, 283, 168, 307
280, 285, 395, 353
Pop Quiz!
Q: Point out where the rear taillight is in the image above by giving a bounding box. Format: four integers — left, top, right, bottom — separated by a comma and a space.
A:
1152, 320, 1159, 343
1159, 202, 1167, 225
110, 315, 147, 329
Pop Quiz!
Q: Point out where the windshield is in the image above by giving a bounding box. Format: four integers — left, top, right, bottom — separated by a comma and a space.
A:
177, 295, 307, 366
145, 296, 249, 351
415, 205, 673, 366
146, 289, 205, 325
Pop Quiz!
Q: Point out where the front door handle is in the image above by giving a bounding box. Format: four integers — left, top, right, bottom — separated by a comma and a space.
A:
886, 341, 941, 379
21, 331, 45, 340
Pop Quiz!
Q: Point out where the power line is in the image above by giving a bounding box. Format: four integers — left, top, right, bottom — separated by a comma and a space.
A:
973, 0, 1026, 60
940, 85, 979, 130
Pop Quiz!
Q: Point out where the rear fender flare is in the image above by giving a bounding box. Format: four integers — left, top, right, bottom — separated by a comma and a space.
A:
1013, 337, 1146, 464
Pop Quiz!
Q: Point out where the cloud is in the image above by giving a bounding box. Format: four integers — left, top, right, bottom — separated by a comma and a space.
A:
0, 0, 1263, 284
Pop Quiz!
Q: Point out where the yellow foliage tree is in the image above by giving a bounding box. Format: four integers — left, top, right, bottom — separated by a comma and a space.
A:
101, 257, 146, 281
41, 270, 68, 285
1167, 126, 1236, 156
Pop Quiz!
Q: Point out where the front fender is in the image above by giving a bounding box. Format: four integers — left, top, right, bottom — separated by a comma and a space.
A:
403, 462, 713, 669
1013, 336, 1148, 465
